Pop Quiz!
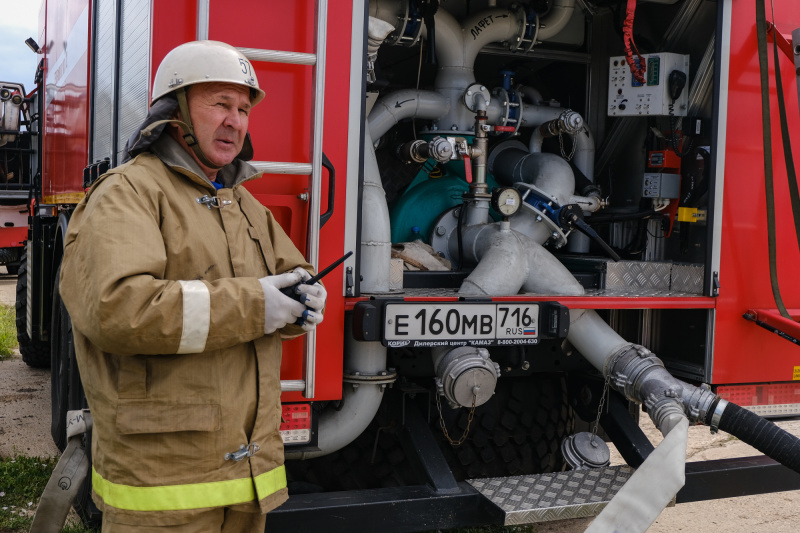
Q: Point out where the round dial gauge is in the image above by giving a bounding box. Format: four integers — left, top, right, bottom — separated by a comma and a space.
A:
491, 187, 522, 217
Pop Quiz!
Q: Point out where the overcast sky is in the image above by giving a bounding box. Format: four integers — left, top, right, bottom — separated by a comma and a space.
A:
0, 0, 43, 92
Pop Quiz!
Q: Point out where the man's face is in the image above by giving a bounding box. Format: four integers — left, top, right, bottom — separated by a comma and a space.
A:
179, 82, 252, 176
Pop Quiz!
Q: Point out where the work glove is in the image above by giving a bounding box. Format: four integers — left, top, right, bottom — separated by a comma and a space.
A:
258, 270, 310, 334
285, 267, 327, 331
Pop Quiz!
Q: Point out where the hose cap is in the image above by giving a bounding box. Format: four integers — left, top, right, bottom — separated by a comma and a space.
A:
561, 432, 611, 470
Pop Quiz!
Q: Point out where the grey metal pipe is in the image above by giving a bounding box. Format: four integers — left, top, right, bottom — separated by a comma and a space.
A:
450, 213, 706, 530
426, 7, 525, 132
291, 13, 396, 460
517, 85, 544, 106
360, 123, 392, 293
489, 144, 576, 206
196, 0, 210, 40
453, 222, 584, 296
461, 9, 525, 68
367, 89, 450, 140
572, 126, 596, 182
526, 110, 595, 182
536, 0, 577, 41
286, 316, 388, 459
517, 103, 569, 128
455, 146, 718, 429
453, 216, 716, 432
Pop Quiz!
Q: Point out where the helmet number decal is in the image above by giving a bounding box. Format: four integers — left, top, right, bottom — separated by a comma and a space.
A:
239, 58, 252, 76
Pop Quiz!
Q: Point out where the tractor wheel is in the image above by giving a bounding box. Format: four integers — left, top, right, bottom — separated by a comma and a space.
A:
15, 251, 50, 368
432, 374, 574, 479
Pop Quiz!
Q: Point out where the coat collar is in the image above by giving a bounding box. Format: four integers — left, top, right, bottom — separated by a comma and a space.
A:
149, 134, 263, 191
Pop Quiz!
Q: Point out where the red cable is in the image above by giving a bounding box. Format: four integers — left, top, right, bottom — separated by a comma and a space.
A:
623, 0, 646, 84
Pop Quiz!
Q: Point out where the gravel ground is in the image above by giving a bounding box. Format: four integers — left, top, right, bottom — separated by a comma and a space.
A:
1, 269, 800, 531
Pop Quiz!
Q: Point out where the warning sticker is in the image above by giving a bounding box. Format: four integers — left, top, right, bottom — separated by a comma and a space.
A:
793, 367, 800, 381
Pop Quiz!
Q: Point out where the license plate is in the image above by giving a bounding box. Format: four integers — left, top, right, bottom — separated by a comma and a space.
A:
383, 303, 540, 348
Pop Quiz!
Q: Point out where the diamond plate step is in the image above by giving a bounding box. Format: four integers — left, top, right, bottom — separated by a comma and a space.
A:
468, 465, 634, 525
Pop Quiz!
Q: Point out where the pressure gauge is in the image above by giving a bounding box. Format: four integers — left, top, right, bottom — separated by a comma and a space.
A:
491, 187, 522, 217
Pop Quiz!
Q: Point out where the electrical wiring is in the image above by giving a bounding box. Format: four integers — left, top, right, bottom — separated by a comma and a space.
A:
623, 0, 646, 84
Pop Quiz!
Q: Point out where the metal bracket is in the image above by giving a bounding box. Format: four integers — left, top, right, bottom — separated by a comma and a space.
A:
196, 195, 233, 209
224, 443, 259, 461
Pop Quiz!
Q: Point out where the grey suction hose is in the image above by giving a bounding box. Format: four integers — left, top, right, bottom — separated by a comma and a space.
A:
708, 399, 800, 474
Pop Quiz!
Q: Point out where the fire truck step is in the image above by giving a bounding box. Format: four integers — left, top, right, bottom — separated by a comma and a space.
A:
468, 465, 634, 525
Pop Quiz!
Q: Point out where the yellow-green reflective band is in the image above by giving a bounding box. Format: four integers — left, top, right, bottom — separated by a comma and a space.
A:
254, 467, 286, 500
92, 465, 286, 512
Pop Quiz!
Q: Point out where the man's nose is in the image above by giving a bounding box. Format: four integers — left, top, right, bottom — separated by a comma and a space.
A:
223, 109, 244, 128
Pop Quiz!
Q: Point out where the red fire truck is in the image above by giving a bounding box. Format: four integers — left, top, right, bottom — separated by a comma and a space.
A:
4, 0, 800, 530
0, 80, 33, 276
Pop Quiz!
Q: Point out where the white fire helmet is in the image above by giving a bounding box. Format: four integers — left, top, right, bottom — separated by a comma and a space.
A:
151, 40, 266, 106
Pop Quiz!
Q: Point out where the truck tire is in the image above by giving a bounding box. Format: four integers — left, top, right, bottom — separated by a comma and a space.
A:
15, 252, 50, 368
51, 268, 103, 527
285, 405, 416, 492
50, 268, 79, 450
287, 375, 573, 492
433, 375, 573, 479
73, 429, 102, 527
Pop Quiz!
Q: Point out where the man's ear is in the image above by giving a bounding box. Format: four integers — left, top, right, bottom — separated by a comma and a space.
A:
168, 113, 182, 130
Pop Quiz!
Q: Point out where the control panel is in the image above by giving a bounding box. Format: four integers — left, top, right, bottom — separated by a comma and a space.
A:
642, 173, 680, 199
608, 53, 689, 116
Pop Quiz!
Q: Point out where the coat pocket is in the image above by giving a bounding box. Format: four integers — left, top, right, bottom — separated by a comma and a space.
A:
116, 401, 221, 434
117, 356, 147, 399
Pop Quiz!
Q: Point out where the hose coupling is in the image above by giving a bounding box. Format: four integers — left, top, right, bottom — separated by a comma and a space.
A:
433, 346, 500, 409
605, 343, 719, 431
398, 137, 453, 164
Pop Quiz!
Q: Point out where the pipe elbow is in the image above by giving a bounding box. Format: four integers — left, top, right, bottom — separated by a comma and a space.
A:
462, 9, 523, 64
285, 384, 385, 460
368, 90, 450, 140
458, 227, 528, 296
537, 0, 577, 41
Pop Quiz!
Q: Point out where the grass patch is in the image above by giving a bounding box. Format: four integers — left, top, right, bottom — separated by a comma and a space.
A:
0, 455, 97, 532
64, 522, 99, 533
0, 304, 18, 360
0, 455, 57, 530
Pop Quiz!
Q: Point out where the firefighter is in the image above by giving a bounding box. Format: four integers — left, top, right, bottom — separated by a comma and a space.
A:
59, 40, 326, 532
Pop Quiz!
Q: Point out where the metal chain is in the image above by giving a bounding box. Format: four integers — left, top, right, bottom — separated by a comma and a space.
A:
590, 376, 612, 445
559, 131, 578, 161
435, 391, 476, 446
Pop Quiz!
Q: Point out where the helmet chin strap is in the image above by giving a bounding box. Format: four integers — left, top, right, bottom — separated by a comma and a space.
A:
175, 88, 224, 170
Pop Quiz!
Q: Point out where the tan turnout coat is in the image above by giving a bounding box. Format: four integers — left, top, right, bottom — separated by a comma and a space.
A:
60, 135, 312, 527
